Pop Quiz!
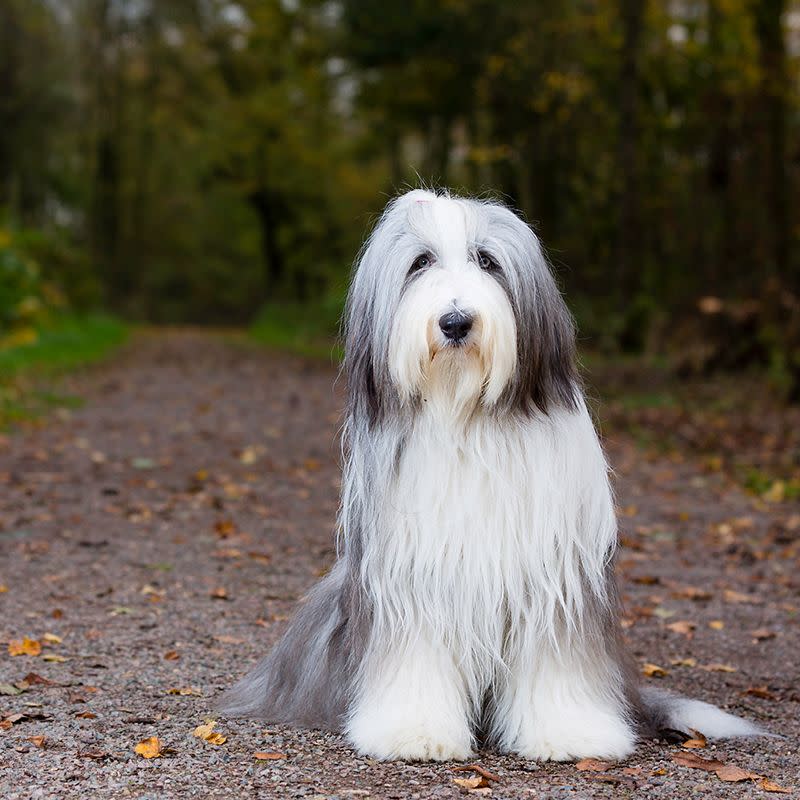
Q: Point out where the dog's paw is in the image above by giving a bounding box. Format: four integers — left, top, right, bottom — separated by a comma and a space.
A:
347, 707, 472, 762
512, 708, 636, 762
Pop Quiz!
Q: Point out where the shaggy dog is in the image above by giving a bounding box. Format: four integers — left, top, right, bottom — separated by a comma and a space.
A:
221, 189, 761, 761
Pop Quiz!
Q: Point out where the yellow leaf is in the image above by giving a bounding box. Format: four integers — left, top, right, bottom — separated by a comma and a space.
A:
759, 778, 792, 793
134, 737, 164, 759
254, 751, 287, 760
42, 633, 62, 644
193, 721, 227, 745
643, 663, 668, 678
8, 637, 42, 657
708, 620, 725, 630
41, 654, 67, 662
701, 662, 738, 673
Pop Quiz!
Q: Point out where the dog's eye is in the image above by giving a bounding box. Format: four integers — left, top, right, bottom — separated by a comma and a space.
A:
477, 250, 499, 271
409, 254, 431, 274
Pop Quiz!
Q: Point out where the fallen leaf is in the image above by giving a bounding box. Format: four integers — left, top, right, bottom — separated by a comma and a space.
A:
751, 628, 776, 641
682, 729, 707, 749
671, 585, 712, 601
21, 672, 53, 685
759, 778, 792, 793
701, 662, 738, 673
453, 765, 501, 783
666, 620, 696, 636
41, 654, 67, 662
741, 686, 777, 700
0, 684, 23, 695
214, 520, 236, 538
193, 721, 226, 746
670, 657, 697, 667
253, 751, 287, 760
671, 751, 724, 772
27, 735, 45, 748
716, 764, 760, 782
75, 711, 97, 719
42, 633, 62, 644
134, 737, 164, 759
643, 663, 668, 678
167, 687, 202, 696
708, 620, 725, 630
576, 758, 614, 772
164, 651, 180, 661
78, 749, 109, 759
453, 776, 488, 790
8, 637, 42, 657
210, 587, 228, 600
723, 589, 762, 605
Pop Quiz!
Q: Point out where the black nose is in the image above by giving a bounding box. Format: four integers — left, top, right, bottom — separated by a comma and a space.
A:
438, 311, 473, 341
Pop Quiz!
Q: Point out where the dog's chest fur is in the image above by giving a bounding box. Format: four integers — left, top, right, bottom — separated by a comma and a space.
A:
365, 402, 615, 676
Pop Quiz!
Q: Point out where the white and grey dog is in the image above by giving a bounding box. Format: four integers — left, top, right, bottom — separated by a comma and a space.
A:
221, 189, 762, 761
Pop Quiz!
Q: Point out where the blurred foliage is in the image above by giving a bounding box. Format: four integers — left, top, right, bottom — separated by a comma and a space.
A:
0, 226, 67, 346
0, 0, 798, 393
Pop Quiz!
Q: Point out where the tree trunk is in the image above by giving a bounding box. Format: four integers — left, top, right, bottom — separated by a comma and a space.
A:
752, 0, 789, 279
616, 0, 645, 302
249, 188, 285, 302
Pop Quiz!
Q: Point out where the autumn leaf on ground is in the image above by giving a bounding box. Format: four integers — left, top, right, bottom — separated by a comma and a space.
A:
643, 663, 668, 678
193, 721, 226, 745
672, 751, 772, 786
759, 778, 792, 793
27, 735, 45, 748
253, 751, 287, 760
8, 637, 42, 656
701, 662, 738, 673
716, 765, 761, 782
751, 628, 776, 641
723, 589, 762, 605
576, 758, 614, 772
453, 764, 501, 783
214, 520, 236, 538
682, 729, 707, 749
210, 587, 228, 600
163, 650, 180, 661
741, 686, 777, 700
671, 751, 724, 772
134, 737, 165, 758
708, 620, 725, 630
167, 687, 202, 696
42, 633, 62, 644
666, 620, 696, 636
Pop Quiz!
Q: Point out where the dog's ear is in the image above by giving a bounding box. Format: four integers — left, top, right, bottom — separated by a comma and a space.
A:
343, 296, 386, 428
492, 207, 580, 415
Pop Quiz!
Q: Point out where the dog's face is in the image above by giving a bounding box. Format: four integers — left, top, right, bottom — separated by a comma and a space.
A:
346, 190, 577, 424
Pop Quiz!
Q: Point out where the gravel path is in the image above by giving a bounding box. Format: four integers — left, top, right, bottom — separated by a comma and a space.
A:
1, 330, 797, 799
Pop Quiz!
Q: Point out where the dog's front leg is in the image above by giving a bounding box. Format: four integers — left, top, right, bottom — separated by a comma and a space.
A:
346, 636, 473, 761
494, 643, 636, 762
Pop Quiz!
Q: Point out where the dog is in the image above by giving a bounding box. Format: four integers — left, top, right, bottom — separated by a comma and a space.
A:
220, 189, 762, 761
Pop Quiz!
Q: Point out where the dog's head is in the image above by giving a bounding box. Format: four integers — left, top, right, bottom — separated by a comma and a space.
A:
345, 189, 578, 425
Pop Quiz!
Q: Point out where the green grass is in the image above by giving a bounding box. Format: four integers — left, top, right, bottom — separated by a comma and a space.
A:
0, 314, 128, 426
249, 297, 343, 361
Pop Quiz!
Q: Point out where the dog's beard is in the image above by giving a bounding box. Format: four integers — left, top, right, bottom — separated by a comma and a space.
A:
425, 342, 487, 421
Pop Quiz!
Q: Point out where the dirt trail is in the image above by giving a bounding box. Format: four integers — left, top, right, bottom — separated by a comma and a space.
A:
0, 331, 797, 798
